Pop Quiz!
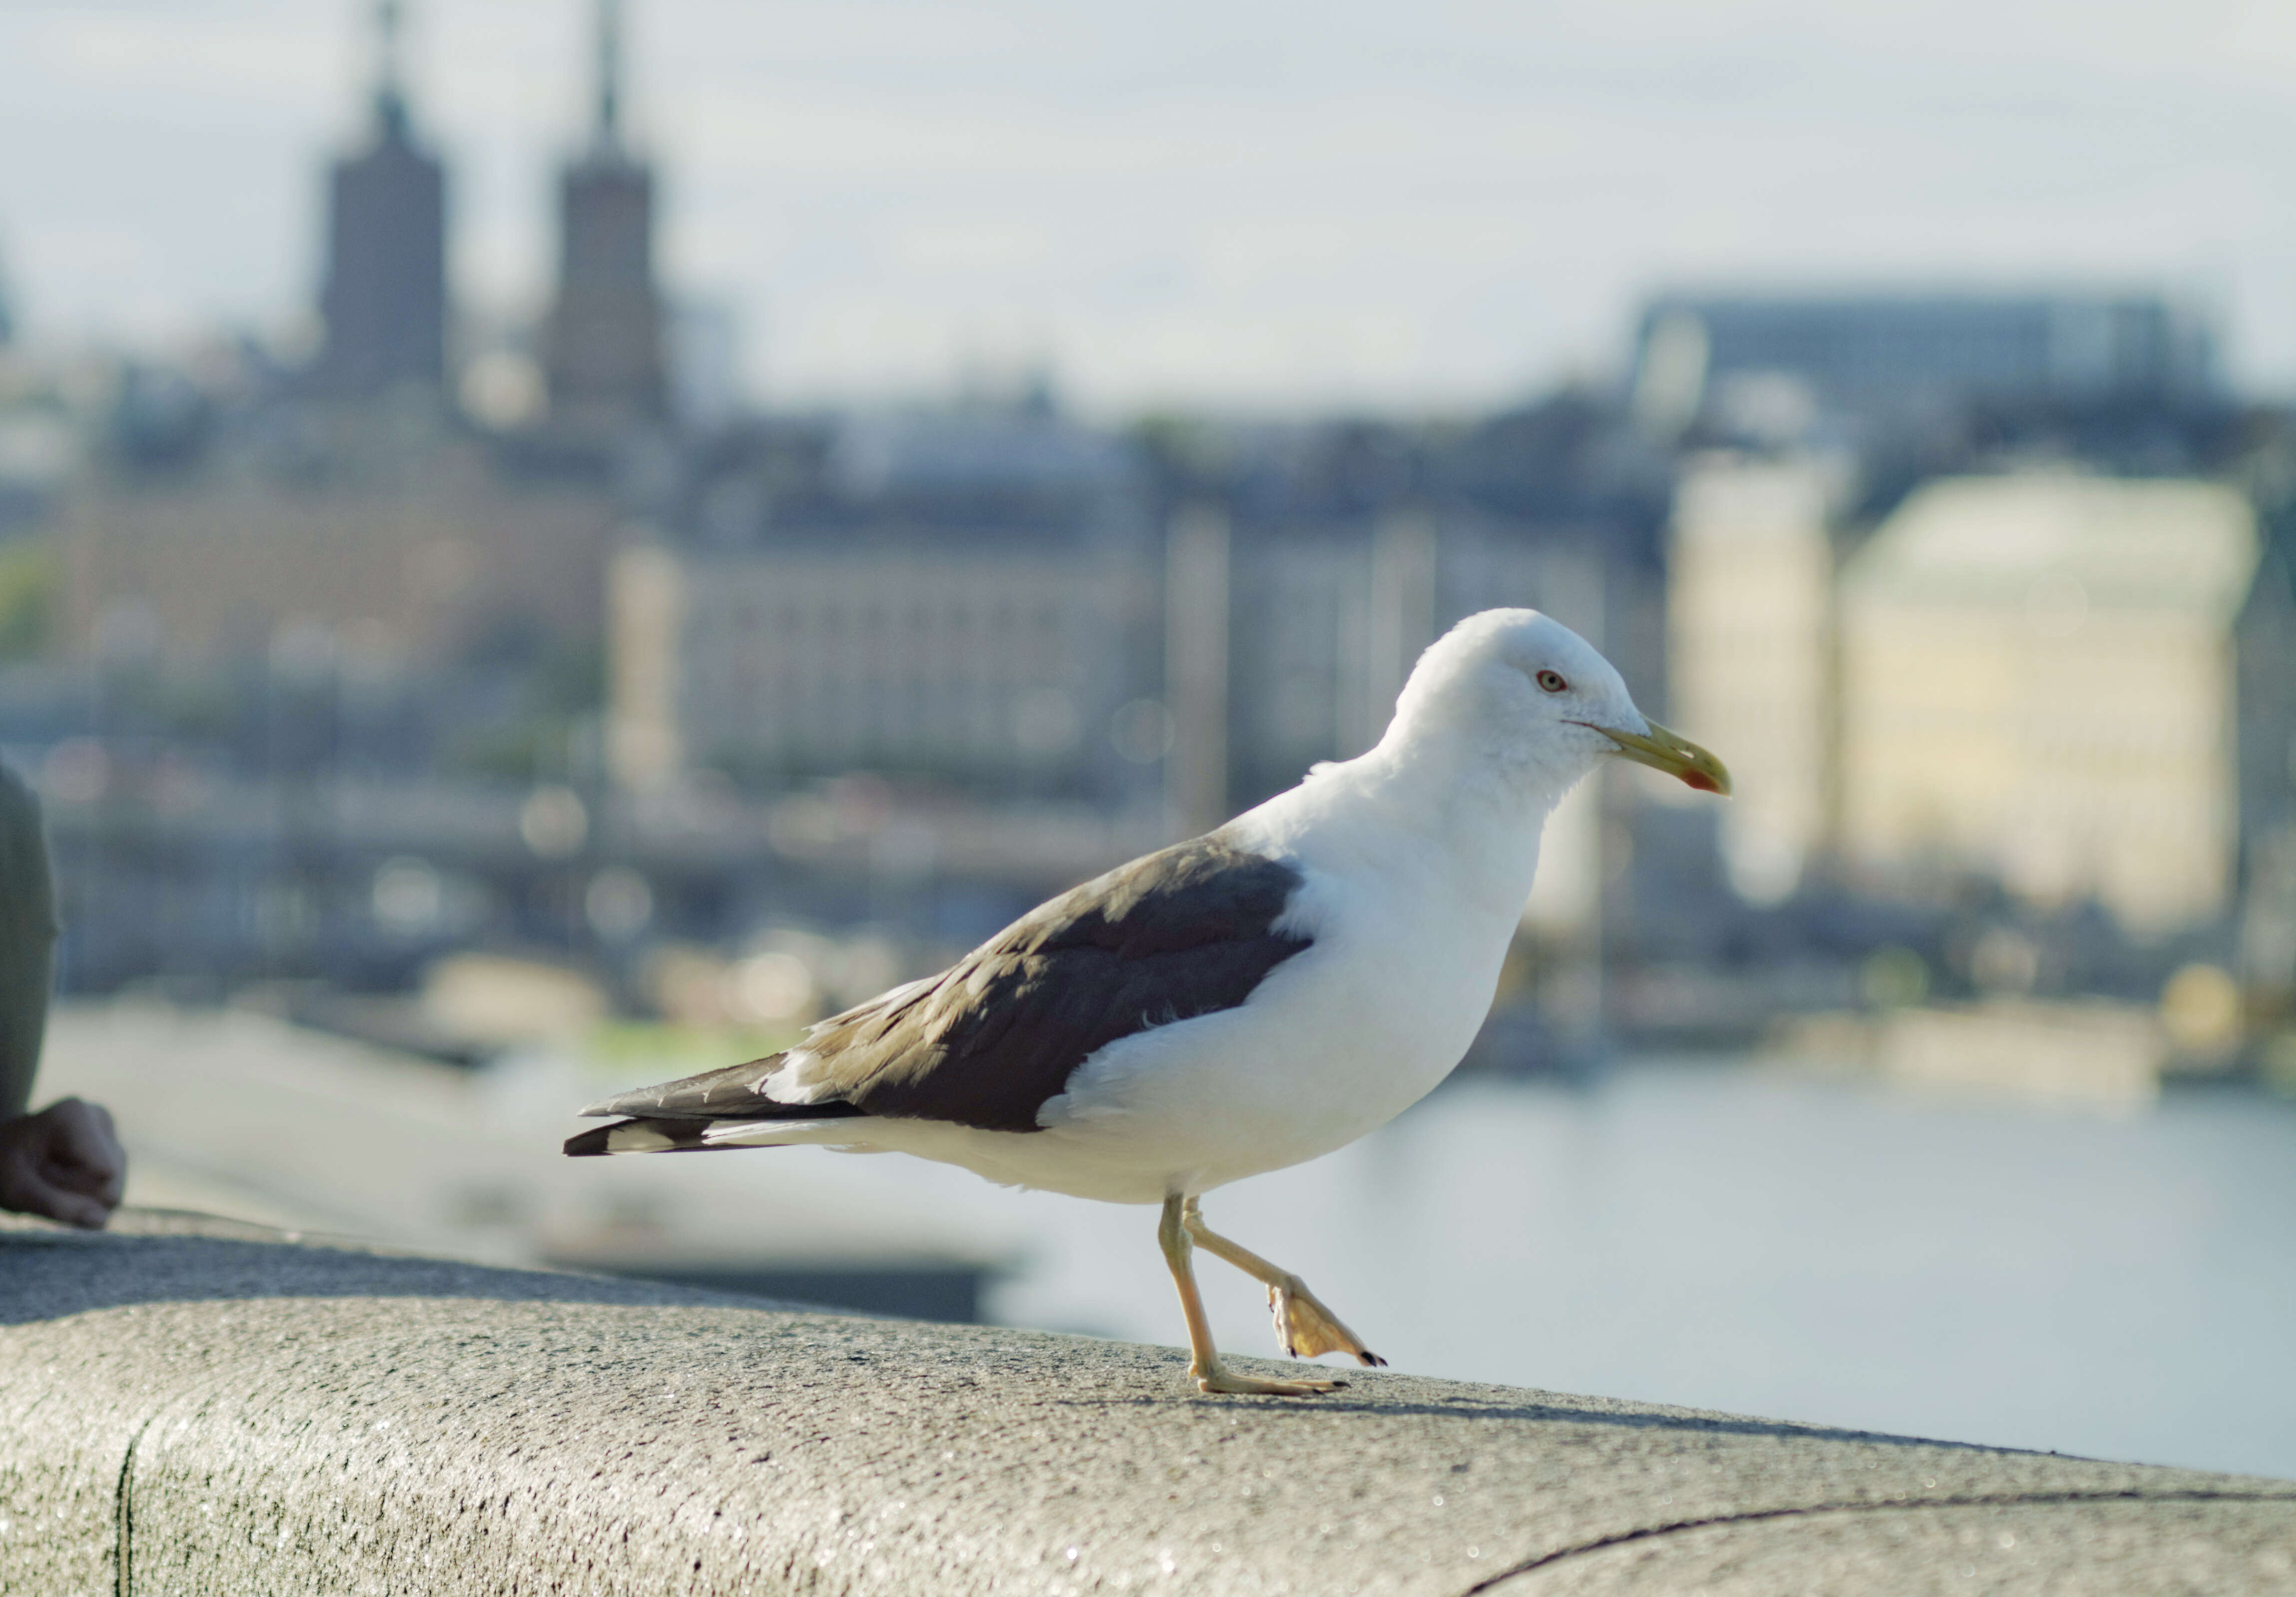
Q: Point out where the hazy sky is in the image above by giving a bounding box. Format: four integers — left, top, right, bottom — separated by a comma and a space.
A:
2, 0, 2294, 414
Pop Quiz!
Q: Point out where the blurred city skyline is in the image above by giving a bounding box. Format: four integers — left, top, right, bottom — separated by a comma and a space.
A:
4, 3, 2296, 1480
3, 0, 2295, 412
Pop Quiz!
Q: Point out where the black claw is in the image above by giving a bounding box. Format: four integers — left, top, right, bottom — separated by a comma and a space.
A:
1359, 1351, 1388, 1367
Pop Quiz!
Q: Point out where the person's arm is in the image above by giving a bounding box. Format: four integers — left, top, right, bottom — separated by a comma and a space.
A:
0, 760, 54, 1122
0, 761, 125, 1229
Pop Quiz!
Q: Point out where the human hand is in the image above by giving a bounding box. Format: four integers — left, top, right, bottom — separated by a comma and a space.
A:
0, 1097, 126, 1230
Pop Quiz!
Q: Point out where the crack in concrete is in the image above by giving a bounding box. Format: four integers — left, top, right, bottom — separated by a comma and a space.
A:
113, 1410, 159, 1597
1457, 1488, 2296, 1594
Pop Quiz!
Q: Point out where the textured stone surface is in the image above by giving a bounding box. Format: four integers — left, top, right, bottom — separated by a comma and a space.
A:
1491, 1499, 2296, 1595
3, 1209, 2292, 1595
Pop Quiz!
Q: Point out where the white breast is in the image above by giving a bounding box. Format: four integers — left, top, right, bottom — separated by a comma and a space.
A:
1022, 838, 1522, 1199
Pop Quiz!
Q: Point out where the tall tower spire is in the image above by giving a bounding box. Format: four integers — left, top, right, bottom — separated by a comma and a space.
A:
315, 0, 448, 399
592, 0, 624, 152
546, 0, 666, 434
373, 0, 409, 139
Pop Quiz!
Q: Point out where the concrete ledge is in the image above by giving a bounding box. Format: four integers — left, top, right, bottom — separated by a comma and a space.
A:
3, 1211, 2291, 1595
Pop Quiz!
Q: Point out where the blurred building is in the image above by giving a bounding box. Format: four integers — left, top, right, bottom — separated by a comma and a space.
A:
57, 426, 616, 673
611, 534, 1146, 798
0, 352, 75, 542
544, 0, 668, 438
1633, 292, 2215, 439
610, 408, 1156, 802
313, 2, 447, 402
1666, 454, 1846, 904
1835, 473, 2294, 937
2236, 531, 2296, 1008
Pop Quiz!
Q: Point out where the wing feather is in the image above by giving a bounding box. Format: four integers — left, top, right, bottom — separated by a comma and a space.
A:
577, 832, 1311, 1138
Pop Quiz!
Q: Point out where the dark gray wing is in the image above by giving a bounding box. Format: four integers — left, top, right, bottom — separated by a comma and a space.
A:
576, 833, 1311, 1137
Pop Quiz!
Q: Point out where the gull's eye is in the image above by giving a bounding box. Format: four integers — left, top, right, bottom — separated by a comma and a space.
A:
1535, 670, 1569, 693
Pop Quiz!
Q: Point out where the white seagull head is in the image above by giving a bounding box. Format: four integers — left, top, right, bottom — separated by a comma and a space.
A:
1380, 608, 1730, 804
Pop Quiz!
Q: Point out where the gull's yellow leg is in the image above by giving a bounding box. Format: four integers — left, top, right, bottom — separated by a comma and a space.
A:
1182, 1197, 1387, 1368
1158, 1193, 1344, 1396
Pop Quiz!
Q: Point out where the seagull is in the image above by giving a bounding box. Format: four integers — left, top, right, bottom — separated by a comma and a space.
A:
567, 609, 1728, 1395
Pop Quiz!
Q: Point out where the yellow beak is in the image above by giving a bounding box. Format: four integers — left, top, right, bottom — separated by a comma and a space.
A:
1581, 717, 1732, 796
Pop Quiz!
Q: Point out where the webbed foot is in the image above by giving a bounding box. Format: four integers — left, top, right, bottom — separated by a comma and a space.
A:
1269, 1277, 1387, 1367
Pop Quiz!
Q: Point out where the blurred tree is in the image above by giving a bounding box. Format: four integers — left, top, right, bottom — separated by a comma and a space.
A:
0, 542, 56, 659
